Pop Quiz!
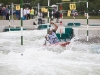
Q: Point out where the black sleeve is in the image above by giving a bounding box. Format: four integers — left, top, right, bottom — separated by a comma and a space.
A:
52, 30, 56, 33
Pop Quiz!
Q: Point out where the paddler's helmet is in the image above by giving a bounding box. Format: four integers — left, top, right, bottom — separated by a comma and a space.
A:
49, 27, 53, 31
48, 27, 53, 34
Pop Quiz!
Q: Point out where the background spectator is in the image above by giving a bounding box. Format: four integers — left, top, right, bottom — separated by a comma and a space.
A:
38, 11, 43, 24
23, 8, 27, 20
15, 10, 20, 20
54, 11, 60, 23
30, 7, 34, 19
0, 6, 2, 16
2, 7, 6, 20
5, 5, 9, 20
26, 8, 30, 20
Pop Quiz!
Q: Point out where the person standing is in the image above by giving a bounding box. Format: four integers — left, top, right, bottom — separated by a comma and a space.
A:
0, 6, 2, 16
55, 11, 60, 23
2, 7, 6, 20
23, 8, 27, 20
38, 11, 43, 24
26, 8, 30, 20
15, 10, 20, 20
30, 7, 34, 19
5, 5, 9, 20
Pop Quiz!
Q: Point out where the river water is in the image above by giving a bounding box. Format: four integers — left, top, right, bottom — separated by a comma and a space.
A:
0, 30, 100, 75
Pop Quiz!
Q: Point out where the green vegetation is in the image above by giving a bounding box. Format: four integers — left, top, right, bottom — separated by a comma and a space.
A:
0, 0, 100, 12
0, 0, 100, 19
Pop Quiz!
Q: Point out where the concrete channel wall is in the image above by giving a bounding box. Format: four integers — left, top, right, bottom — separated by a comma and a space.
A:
0, 19, 100, 35
0, 19, 39, 32
73, 26, 100, 38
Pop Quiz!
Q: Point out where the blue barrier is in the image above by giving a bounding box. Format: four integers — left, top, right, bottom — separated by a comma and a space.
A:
67, 23, 81, 26
4, 28, 26, 32
38, 24, 51, 30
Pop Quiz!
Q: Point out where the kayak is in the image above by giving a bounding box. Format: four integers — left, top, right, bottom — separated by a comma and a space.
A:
60, 42, 70, 47
43, 42, 70, 47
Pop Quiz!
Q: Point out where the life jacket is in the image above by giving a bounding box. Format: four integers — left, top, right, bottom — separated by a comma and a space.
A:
47, 32, 59, 44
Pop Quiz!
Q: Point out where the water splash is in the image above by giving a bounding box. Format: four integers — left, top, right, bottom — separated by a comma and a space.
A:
0, 30, 100, 75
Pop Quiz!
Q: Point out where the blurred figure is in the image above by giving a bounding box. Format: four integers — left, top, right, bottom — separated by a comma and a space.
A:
2, 7, 6, 20
23, 8, 27, 20
26, 8, 30, 20
75, 12, 78, 16
15, 10, 20, 20
0, 6, 2, 16
72, 10, 78, 17
30, 7, 34, 19
5, 5, 9, 20
38, 11, 43, 24
54, 11, 60, 23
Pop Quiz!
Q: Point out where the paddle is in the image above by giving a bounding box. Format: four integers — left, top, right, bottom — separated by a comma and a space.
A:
73, 16, 75, 26
43, 40, 47, 45
44, 19, 53, 45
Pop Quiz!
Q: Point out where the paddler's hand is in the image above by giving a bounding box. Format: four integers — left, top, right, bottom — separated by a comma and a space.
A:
50, 21, 54, 25
50, 21, 58, 31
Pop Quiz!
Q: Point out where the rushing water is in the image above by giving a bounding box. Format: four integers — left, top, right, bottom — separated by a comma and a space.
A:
0, 30, 100, 75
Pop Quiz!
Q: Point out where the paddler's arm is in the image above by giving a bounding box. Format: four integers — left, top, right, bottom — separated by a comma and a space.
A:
50, 21, 58, 31
45, 35, 48, 40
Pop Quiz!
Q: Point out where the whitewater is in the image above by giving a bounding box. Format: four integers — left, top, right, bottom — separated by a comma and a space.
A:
0, 29, 100, 75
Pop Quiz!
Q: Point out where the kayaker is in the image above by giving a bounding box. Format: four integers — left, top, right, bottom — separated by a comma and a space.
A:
45, 21, 59, 44
44, 21, 70, 46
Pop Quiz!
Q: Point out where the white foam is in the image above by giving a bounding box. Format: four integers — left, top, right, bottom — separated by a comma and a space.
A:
0, 30, 100, 75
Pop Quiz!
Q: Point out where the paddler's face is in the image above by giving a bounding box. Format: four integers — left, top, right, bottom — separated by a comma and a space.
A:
49, 30, 52, 35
